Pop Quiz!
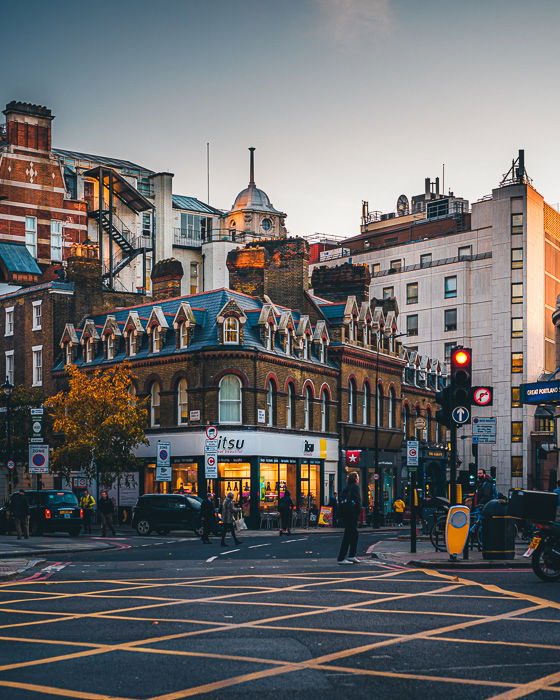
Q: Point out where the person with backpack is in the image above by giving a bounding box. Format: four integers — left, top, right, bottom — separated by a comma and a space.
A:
474, 469, 495, 508
278, 489, 294, 535
337, 471, 362, 565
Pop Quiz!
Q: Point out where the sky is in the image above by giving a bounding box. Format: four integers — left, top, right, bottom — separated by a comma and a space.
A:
3, 0, 560, 237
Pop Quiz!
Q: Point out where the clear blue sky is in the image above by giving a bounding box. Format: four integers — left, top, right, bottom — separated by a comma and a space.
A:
3, 0, 560, 236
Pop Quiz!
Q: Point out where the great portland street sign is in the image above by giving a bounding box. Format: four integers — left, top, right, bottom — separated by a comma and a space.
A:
520, 380, 560, 404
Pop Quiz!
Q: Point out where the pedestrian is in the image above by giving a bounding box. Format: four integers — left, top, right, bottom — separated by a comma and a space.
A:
9, 489, 30, 540
278, 488, 294, 535
393, 497, 405, 526
97, 491, 116, 537
553, 479, 560, 520
79, 488, 96, 534
220, 492, 241, 546
337, 472, 361, 565
200, 492, 215, 544
473, 469, 494, 508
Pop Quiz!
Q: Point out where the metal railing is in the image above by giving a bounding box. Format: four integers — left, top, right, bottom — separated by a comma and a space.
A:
173, 228, 203, 247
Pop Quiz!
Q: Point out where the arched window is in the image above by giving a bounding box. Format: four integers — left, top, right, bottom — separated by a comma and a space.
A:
388, 388, 396, 428
150, 382, 161, 427
177, 378, 188, 425
219, 375, 242, 424
362, 382, 370, 425
376, 384, 384, 427
321, 388, 329, 432
304, 385, 313, 431
286, 383, 296, 428
266, 379, 275, 427
224, 317, 239, 344
348, 379, 356, 423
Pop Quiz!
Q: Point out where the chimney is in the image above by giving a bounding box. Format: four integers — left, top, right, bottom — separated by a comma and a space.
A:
311, 263, 371, 305
248, 147, 256, 186
3, 101, 54, 153
425, 177, 430, 197
151, 258, 184, 301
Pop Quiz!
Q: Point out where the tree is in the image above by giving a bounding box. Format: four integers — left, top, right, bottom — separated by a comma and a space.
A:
45, 364, 149, 482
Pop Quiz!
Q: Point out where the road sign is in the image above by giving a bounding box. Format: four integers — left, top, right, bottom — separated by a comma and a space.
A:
205, 452, 218, 478
373, 473, 380, 481
30, 408, 44, 416
472, 417, 496, 444
7, 460, 14, 470
451, 406, 470, 424
205, 425, 218, 440
407, 440, 419, 466
155, 465, 172, 482
28, 445, 49, 474
472, 386, 493, 407
414, 417, 426, 430
156, 441, 171, 468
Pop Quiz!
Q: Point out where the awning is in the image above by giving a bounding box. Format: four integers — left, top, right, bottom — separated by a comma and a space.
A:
0, 242, 42, 275
83, 166, 154, 213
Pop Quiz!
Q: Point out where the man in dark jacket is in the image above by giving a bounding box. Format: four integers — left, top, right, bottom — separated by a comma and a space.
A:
221, 492, 241, 546
337, 472, 362, 565
474, 469, 494, 508
200, 493, 215, 544
278, 489, 294, 535
9, 489, 30, 540
97, 491, 116, 537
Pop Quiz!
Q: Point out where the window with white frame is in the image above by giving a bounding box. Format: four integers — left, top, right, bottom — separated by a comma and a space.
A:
86, 339, 95, 363
266, 379, 275, 427
321, 389, 329, 432
363, 324, 370, 346
179, 322, 189, 349
32, 346, 42, 386
319, 339, 325, 363
128, 333, 136, 357
190, 262, 199, 295
177, 378, 188, 425
150, 382, 161, 427
224, 317, 239, 344
348, 379, 356, 423
152, 326, 161, 353
5, 351, 14, 385
107, 335, 115, 360
5, 307, 14, 337
348, 319, 355, 342
286, 383, 295, 428
50, 220, 63, 261
265, 324, 273, 351
304, 386, 313, 431
388, 388, 396, 428
285, 332, 292, 356
65, 344, 73, 366
32, 301, 42, 331
219, 374, 242, 424
302, 335, 309, 360
362, 383, 369, 425
25, 216, 37, 258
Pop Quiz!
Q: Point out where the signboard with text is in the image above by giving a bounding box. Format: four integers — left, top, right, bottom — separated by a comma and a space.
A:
520, 380, 560, 404
407, 441, 419, 466
472, 417, 496, 444
28, 445, 49, 474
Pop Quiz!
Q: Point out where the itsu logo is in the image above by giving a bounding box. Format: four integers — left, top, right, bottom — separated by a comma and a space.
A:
303, 440, 315, 456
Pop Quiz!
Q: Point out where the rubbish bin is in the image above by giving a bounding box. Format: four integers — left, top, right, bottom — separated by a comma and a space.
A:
481, 499, 516, 560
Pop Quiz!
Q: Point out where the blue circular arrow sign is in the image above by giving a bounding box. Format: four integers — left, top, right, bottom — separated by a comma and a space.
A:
451, 406, 470, 424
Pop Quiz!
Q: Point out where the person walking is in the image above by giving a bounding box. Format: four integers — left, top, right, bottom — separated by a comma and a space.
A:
337, 472, 362, 565
200, 493, 215, 544
393, 497, 405, 526
278, 488, 294, 535
79, 489, 96, 535
97, 491, 116, 537
473, 469, 494, 508
220, 492, 241, 546
9, 489, 30, 540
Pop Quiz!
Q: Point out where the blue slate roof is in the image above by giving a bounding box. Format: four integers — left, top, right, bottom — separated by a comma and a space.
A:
172, 195, 223, 216
0, 243, 42, 275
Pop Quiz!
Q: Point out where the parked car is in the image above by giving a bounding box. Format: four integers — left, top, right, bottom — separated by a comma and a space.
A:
132, 494, 221, 536
0, 490, 83, 537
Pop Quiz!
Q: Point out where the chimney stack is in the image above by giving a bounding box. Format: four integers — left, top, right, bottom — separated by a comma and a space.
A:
151, 258, 184, 301
311, 263, 371, 305
3, 101, 54, 153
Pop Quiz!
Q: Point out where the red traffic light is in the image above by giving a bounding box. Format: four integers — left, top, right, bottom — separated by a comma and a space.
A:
451, 348, 471, 367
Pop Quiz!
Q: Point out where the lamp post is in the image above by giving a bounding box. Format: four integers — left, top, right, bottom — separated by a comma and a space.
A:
2, 377, 14, 495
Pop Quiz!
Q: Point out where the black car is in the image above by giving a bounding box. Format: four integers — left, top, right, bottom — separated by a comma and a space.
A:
0, 490, 83, 537
132, 494, 221, 536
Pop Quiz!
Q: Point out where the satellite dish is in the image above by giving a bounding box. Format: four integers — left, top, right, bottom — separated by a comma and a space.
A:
397, 194, 409, 216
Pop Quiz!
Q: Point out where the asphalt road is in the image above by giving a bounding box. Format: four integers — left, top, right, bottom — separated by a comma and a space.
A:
1, 530, 560, 700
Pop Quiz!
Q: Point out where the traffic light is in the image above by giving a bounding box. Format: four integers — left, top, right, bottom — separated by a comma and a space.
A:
449, 346, 472, 424
435, 386, 454, 428
490, 466, 496, 485
468, 462, 477, 486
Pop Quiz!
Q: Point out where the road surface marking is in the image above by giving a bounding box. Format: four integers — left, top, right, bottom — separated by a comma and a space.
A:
206, 556, 217, 563
281, 538, 306, 543
219, 549, 240, 556
248, 544, 270, 549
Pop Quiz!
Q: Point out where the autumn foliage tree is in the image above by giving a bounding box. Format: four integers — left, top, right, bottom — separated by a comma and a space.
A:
45, 364, 148, 482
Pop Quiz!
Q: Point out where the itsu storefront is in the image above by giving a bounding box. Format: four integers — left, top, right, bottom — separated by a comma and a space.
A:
136, 430, 339, 528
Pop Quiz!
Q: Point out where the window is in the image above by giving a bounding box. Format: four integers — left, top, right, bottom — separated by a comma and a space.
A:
383, 286, 394, 299
65, 344, 73, 366
390, 259, 402, 271
32, 301, 42, 331
511, 248, 523, 269
444, 308, 457, 332
511, 386, 521, 407
150, 383, 161, 427
319, 339, 326, 363
128, 333, 136, 357
388, 388, 396, 429
511, 455, 523, 478
106, 334, 115, 360
376, 385, 384, 427
348, 319, 356, 342
420, 254, 432, 267
152, 327, 161, 353
32, 346, 42, 386
86, 339, 94, 363
25, 216, 37, 257
511, 421, 523, 442
512, 317, 523, 338
5, 351, 14, 385
512, 352, 523, 373
362, 383, 369, 425
190, 262, 199, 295
50, 220, 63, 261
265, 324, 273, 351
403, 405, 410, 438
321, 389, 329, 432
363, 324, 370, 347
444, 276, 457, 299
511, 283, 523, 303
407, 314, 418, 337
179, 322, 189, 349
142, 213, 152, 237
371, 263, 380, 276
286, 383, 295, 429
348, 379, 356, 423
285, 332, 292, 356
219, 375, 242, 424
302, 335, 309, 360
5, 307, 13, 337
406, 282, 418, 305
458, 245, 471, 259
444, 342, 457, 360
304, 386, 313, 431
511, 213, 524, 235
177, 378, 188, 425
224, 317, 239, 344
266, 380, 275, 427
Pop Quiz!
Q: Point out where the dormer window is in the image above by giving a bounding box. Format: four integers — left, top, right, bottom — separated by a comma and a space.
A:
180, 322, 189, 349
152, 326, 161, 353
128, 333, 136, 357
348, 319, 356, 342
106, 334, 115, 360
363, 325, 370, 347
285, 332, 292, 356
65, 344, 73, 366
265, 324, 273, 351
302, 336, 309, 360
319, 339, 326, 363
86, 339, 94, 363
224, 317, 239, 344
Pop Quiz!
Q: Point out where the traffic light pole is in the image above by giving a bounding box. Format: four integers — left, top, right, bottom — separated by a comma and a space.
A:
449, 422, 458, 505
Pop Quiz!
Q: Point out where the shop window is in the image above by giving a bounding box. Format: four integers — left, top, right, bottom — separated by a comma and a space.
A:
444, 308, 457, 332
407, 314, 418, 337
511, 386, 521, 407
172, 463, 198, 495
444, 276, 457, 299
362, 382, 370, 425
348, 379, 356, 423
300, 462, 320, 509
512, 317, 523, 338
304, 385, 313, 431
224, 317, 240, 344
286, 383, 296, 429
219, 375, 242, 424
511, 213, 524, 235
511, 283, 523, 304
511, 421, 523, 442
321, 389, 329, 432
150, 382, 160, 427
219, 462, 251, 517
383, 286, 394, 299
511, 352, 523, 373
177, 378, 188, 425
511, 248, 523, 269
511, 455, 523, 478
266, 379, 275, 427
388, 388, 396, 429
407, 282, 418, 305
259, 461, 296, 514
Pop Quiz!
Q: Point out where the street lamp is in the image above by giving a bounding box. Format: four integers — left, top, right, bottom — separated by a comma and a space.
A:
2, 377, 14, 495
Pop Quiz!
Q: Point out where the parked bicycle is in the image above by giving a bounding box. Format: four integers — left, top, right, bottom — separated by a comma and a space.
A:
430, 507, 483, 552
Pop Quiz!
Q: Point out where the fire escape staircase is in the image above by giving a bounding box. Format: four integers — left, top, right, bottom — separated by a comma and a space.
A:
88, 209, 152, 279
